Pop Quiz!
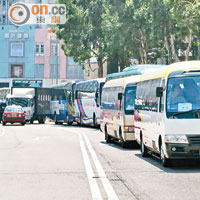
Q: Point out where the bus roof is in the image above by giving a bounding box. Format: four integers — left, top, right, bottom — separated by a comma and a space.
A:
75, 78, 105, 92
106, 64, 166, 81
51, 80, 75, 90
139, 61, 200, 81
76, 78, 105, 86
103, 75, 141, 89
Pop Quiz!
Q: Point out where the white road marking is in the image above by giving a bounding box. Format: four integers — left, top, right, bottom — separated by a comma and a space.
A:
78, 133, 103, 200
83, 133, 119, 200
0, 127, 5, 136
68, 129, 119, 200
33, 137, 49, 142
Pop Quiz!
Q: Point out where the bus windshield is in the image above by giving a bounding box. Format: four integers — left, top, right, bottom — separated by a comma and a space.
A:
167, 76, 200, 119
125, 86, 136, 114
8, 98, 30, 108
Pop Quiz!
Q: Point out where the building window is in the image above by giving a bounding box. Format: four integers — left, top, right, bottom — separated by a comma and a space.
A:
35, 43, 44, 56
10, 42, 24, 57
2, 15, 6, 24
34, 64, 44, 78
10, 65, 24, 78
66, 65, 84, 79
50, 42, 59, 56
50, 64, 59, 78
3, 0, 6, 6
66, 57, 84, 79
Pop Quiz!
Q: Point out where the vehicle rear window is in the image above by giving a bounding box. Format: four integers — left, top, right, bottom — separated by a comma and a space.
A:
5, 107, 23, 112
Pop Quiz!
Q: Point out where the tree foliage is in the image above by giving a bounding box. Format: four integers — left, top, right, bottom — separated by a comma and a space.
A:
56, 0, 200, 77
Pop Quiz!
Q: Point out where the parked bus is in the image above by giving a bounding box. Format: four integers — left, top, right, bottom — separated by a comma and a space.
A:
134, 61, 200, 167
101, 75, 140, 147
74, 78, 105, 127
51, 81, 76, 125
106, 64, 166, 81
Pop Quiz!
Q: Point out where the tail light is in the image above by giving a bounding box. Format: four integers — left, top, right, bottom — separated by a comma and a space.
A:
124, 126, 135, 132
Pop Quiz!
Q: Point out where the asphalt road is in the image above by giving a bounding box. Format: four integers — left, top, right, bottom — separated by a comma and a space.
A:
0, 122, 200, 200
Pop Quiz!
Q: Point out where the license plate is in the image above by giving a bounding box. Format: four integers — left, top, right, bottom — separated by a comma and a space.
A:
12, 114, 16, 117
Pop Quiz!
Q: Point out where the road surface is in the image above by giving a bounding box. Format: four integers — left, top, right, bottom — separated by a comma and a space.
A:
0, 122, 200, 200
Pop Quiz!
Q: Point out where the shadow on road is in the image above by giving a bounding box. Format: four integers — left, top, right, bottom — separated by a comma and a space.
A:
135, 153, 200, 172
100, 140, 140, 151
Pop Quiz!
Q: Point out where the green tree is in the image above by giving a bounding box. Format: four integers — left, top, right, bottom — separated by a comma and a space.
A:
56, 0, 107, 78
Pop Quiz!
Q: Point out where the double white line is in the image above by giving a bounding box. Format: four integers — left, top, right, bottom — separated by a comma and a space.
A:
69, 129, 119, 200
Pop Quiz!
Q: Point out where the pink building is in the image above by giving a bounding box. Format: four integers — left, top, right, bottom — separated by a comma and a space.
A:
34, 28, 66, 81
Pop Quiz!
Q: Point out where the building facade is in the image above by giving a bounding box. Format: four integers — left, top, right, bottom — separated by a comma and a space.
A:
0, 25, 35, 86
0, 0, 88, 87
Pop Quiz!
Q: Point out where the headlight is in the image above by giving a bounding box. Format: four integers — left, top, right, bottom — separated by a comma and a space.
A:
165, 135, 188, 144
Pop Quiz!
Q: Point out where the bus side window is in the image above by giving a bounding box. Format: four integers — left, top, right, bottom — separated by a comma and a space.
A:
160, 79, 165, 113
154, 78, 162, 112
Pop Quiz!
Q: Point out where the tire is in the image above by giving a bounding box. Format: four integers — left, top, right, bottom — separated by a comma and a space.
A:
160, 143, 170, 167
41, 118, 45, 124
21, 122, 25, 126
80, 115, 83, 126
2, 122, 6, 126
67, 116, 73, 125
55, 121, 59, 125
105, 126, 112, 143
30, 119, 34, 124
121, 140, 127, 148
141, 136, 149, 157
67, 121, 73, 125
119, 129, 127, 148
39, 117, 45, 124
93, 114, 97, 127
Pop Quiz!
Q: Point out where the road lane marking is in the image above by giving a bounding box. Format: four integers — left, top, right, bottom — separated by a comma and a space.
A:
83, 134, 119, 200
33, 137, 49, 142
78, 133, 103, 200
68, 129, 119, 200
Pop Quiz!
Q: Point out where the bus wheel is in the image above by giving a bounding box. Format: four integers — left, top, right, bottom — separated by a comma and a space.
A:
80, 115, 83, 126
119, 128, 127, 148
67, 117, 73, 125
121, 140, 127, 148
160, 142, 170, 167
141, 136, 149, 157
105, 126, 111, 143
93, 114, 97, 127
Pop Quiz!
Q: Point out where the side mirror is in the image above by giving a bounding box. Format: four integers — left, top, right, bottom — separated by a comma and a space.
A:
118, 93, 123, 100
156, 87, 163, 98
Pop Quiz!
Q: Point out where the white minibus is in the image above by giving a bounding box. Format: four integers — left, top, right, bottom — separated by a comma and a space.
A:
134, 61, 200, 167
101, 75, 140, 147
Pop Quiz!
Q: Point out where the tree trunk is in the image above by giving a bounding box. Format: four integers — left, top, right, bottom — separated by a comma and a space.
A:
97, 58, 104, 78
185, 29, 193, 61
139, 29, 148, 64
164, 35, 172, 64
170, 33, 179, 63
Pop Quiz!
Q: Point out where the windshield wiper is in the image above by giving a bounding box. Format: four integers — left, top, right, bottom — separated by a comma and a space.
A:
171, 109, 200, 118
